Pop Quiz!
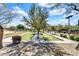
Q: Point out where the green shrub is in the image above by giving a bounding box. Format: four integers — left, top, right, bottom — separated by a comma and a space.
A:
63, 35, 67, 38
43, 37, 49, 41
69, 35, 74, 40
74, 36, 79, 41
60, 33, 63, 37
60, 34, 67, 38
32, 33, 35, 35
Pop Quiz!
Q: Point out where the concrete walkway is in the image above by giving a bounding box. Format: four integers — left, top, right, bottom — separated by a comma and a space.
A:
47, 33, 78, 43
3, 37, 12, 46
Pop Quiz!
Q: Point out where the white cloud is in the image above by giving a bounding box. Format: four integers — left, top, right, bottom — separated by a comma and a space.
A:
47, 18, 79, 26
38, 3, 56, 8
49, 8, 66, 16
47, 19, 67, 25
12, 6, 28, 17
6, 6, 29, 26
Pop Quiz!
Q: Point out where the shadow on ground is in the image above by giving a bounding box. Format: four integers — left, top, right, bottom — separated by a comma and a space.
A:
0, 41, 73, 56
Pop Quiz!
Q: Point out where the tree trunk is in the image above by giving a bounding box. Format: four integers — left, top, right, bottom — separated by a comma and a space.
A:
0, 25, 3, 49
37, 30, 40, 39
43, 29, 44, 33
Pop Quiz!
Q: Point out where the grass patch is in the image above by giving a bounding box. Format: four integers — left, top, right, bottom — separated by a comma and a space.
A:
3, 31, 31, 38
42, 33, 61, 41
3, 32, 22, 38
3, 33, 14, 38
22, 32, 35, 41
3, 32, 23, 38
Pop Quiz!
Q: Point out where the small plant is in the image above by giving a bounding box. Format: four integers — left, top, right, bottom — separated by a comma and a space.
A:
69, 34, 74, 40
60, 34, 67, 38
63, 35, 67, 38
60, 33, 63, 37
32, 33, 35, 35
43, 37, 49, 41
74, 36, 79, 41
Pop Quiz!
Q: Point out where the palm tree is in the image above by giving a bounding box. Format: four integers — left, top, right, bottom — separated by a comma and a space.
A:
23, 4, 48, 38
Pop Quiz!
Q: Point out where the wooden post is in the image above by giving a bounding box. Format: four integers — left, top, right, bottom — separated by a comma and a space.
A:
0, 25, 3, 49
68, 18, 70, 36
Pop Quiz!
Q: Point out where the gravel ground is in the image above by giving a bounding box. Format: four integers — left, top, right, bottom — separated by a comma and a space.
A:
1, 42, 79, 56
1, 33, 79, 56
0, 42, 71, 56
56, 43, 79, 56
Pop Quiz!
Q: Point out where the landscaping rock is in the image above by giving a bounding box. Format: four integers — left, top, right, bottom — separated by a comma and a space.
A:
12, 35, 21, 44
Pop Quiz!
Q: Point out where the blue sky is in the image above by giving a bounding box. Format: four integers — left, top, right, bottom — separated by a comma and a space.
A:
4, 3, 79, 26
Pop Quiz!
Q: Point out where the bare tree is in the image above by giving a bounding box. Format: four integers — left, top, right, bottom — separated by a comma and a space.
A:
0, 3, 14, 48
23, 4, 48, 39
